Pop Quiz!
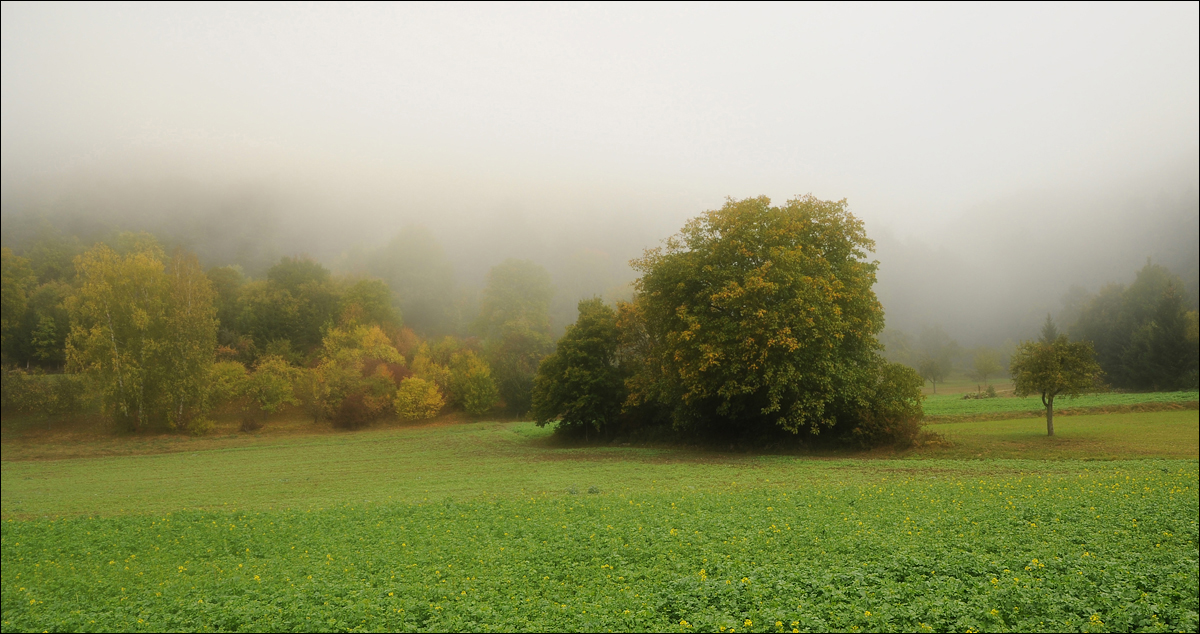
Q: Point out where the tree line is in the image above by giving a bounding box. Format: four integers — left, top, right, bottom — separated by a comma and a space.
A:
1, 231, 556, 433
877, 261, 1198, 396
4, 195, 1193, 447
2, 196, 928, 448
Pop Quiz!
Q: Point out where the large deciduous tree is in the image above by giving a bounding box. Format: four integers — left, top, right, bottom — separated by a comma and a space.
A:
627, 195, 892, 437
1009, 321, 1104, 436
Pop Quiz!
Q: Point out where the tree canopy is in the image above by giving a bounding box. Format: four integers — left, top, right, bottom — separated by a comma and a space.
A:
626, 195, 892, 438
1010, 323, 1104, 436
366, 225, 460, 336
531, 298, 625, 438
477, 259, 555, 414
1071, 262, 1198, 390
65, 239, 217, 432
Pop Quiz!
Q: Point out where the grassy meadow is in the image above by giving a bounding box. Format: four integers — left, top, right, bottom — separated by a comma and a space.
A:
3, 406, 1198, 632
923, 390, 1198, 419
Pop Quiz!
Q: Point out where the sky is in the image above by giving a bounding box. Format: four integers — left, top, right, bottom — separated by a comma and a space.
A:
2, 2, 1198, 343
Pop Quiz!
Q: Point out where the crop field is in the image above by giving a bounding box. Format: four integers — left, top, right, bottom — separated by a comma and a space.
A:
922, 390, 1199, 419
3, 413, 1199, 632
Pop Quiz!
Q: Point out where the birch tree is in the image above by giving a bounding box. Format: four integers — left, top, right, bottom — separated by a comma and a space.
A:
66, 240, 217, 432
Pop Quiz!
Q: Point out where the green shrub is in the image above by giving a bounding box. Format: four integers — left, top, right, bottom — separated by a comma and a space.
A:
188, 416, 216, 435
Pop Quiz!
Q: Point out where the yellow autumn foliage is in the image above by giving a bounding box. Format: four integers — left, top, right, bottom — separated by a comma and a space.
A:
394, 377, 445, 420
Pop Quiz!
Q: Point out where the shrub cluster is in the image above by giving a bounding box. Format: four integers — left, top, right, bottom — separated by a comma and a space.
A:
3, 235, 524, 433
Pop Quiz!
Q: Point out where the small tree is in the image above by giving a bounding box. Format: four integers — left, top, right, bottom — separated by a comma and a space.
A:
1009, 333, 1103, 436
394, 377, 445, 421
917, 357, 949, 394
1038, 313, 1059, 343
971, 347, 1002, 386
161, 251, 219, 431
531, 298, 625, 439
449, 350, 499, 416
913, 324, 958, 394
242, 355, 299, 430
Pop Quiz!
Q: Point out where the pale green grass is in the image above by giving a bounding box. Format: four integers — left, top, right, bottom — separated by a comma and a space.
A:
3, 410, 1197, 518
924, 410, 1199, 459
923, 390, 1198, 417
0, 420, 819, 517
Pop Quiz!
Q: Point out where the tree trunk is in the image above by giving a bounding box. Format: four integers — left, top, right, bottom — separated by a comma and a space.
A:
1042, 392, 1055, 436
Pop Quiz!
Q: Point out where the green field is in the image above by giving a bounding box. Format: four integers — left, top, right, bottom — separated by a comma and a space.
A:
3, 413, 1199, 632
922, 390, 1199, 419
